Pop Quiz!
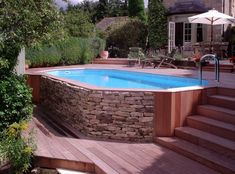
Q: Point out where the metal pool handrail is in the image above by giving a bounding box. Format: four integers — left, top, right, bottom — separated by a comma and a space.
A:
199, 54, 220, 84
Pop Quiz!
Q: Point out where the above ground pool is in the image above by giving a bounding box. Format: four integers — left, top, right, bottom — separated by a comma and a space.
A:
46, 69, 208, 90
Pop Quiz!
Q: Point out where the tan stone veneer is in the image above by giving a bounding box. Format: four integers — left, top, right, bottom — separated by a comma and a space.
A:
40, 76, 155, 142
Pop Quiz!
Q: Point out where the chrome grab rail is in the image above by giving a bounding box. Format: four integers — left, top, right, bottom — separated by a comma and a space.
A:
199, 54, 220, 84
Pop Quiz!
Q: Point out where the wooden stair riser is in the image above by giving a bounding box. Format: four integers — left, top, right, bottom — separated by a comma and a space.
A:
155, 137, 235, 174
187, 117, 235, 141
34, 157, 94, 173
217, 88, 235, 98
197, 106, 235, 125
175, 129, 235, 159
208, 96, 235, 110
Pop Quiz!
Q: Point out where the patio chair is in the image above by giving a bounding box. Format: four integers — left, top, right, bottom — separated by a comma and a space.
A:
141, 49, 159, 68
127, 47, 145, 66
153, 48, 178, 69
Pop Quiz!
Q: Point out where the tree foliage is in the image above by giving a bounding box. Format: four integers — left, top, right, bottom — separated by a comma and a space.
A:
107, 19, 148, 57
95, 0, 109, 21
0, 0, 64, 74
0, 75, 33, 132
64, 6, 95, 38
148, 0, 168, 49
128, 0, 146, 22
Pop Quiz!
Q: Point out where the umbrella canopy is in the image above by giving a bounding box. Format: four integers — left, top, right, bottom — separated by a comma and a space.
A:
188, 9, 235, 42
188, 9, 235, 25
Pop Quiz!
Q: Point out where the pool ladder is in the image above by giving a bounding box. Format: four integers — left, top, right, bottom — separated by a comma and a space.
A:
199, 54, 220, 84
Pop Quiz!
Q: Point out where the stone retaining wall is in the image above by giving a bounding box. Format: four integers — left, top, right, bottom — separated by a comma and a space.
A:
40, 76, 155, 142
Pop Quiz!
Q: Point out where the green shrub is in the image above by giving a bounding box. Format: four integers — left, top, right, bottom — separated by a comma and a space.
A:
106, 19, 148, 57
56, 37, 82, 65
26, 37, 106, 67
26, 45, 61, 67
78, 38, 93, 64
90, 37, 106, 58
0, 121, 35, 174
0, 75, 33, 132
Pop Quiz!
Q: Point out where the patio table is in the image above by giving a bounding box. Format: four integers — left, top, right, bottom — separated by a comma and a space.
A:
193, 42, 228, 59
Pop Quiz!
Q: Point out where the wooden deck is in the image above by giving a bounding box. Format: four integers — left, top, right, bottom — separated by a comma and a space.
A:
32, 113, 219, 174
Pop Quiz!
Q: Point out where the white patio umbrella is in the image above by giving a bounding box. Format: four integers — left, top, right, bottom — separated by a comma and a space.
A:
188, 9, 235, 42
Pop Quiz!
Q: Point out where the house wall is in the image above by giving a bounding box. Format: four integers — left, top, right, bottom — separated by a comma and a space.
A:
163, 0, 233, 46
163, 0, 223, 12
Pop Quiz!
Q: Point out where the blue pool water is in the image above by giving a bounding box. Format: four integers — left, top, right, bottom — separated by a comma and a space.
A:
47, 69, 208, 90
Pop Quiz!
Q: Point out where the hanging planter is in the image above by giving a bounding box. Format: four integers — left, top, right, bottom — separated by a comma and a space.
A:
99, 51, 109, 59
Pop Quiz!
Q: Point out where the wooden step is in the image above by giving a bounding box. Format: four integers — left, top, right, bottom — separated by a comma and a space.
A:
175, 127, 235, 159
92, 58, 128, 65
187, 115, 235, 141
155, 137, 235, 174
197, 105, 235, 125
201, 64, 234, 73
208, 95, 235, 110
217, 87, 235, 98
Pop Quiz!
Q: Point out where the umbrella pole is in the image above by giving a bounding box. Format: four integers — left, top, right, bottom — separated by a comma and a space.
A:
210, 21, 213, 53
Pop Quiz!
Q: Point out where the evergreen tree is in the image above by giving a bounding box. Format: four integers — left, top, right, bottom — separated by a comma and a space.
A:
108, 0, 128, 17
95, 0, 109, 21
128, 0, 146, 21
148, 0, 167, 49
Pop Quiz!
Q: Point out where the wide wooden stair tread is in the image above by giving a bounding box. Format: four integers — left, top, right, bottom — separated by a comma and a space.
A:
202, 64, 234, 73
32, 117, 94, 172
156, 137, 235, 174
208, 94, 235, 110
187, 115, 235, 141
209, 94, 235, 102
175, 126, 235, 158
197, 104, 235, 124
217, 87, 235, 98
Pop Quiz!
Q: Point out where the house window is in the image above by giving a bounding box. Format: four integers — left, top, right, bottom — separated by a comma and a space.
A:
197, 24, 203, 42
184, 23, 191, 42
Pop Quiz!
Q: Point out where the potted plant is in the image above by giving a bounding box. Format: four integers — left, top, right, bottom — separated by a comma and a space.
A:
25, 59, 31, 69
99, 50, 109, 59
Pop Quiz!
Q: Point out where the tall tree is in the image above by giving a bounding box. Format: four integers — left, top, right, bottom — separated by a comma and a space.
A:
95, 0, 109, 21
128, 0, 146, 21
108, 0, 128, 17
148, 0, 167, 49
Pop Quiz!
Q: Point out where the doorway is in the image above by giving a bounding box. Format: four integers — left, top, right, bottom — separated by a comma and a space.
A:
175, 23, 184, 48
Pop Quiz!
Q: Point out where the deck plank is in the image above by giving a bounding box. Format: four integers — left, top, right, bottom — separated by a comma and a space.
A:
67, 138, 119, 174
136, 143, 216, 174
79, 140, 141, 174
57, 137, 93, 163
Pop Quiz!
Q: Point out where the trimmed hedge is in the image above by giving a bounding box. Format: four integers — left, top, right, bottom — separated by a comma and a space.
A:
26, 37, 105, 67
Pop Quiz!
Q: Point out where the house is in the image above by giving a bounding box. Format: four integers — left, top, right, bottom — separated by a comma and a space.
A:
163, 0, 235, 53
96, 16, 129, 31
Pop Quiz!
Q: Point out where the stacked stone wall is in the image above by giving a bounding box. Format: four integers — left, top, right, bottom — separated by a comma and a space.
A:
40, 76, 155, 142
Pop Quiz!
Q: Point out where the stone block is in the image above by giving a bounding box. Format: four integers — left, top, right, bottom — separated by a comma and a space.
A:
140, 117, 153, 122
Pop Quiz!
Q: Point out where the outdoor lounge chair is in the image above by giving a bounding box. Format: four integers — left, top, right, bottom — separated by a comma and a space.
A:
141, 49, 159, 68
153, 48, 177, 69
127, 47, 145, 66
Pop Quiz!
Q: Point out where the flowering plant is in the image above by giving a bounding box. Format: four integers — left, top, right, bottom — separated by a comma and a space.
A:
229, 56, 235, 63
